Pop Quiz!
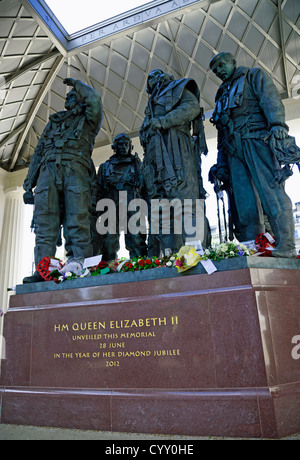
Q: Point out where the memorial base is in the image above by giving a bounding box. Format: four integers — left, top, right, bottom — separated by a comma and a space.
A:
1, 258, 299, 439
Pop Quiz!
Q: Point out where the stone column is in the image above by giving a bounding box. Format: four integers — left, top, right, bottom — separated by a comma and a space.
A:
0, 184, 6, 365
0, 187, 25, 370
0, 186, 24, 312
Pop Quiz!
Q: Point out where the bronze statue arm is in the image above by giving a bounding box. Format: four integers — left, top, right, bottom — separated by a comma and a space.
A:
23, 121, 51, 194
64, 78, 103, 128
156, 89, 201, 130
248, 68, 288, 134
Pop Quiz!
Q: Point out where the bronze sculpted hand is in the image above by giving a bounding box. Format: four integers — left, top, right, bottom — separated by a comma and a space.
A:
216, 167, 230, 184
270, 125, 289, 140
23, 190, 35, 205
63, 78, 76, 87
150, 118, 162, 131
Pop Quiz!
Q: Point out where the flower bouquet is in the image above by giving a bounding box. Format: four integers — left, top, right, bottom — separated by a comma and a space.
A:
175, 241, 253, 273
89, 260, 110, 276
201, 241, 252, 262
36, 257, 65, 283
255, 233, 276, 256
118, 256, 163, 273
175, 246, 201, 273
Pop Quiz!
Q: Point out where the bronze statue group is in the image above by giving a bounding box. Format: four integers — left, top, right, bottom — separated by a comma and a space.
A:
22, 52, 300, 283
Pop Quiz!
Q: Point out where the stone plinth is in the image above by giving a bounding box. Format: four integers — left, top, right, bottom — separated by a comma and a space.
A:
1, 258, 300, 438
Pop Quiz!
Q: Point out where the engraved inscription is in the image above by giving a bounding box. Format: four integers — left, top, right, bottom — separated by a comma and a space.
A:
52, 315, 181, 368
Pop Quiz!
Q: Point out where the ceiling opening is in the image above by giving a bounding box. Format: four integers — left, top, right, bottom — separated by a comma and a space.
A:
24, 0, 208, 54
44, 0, 158, 35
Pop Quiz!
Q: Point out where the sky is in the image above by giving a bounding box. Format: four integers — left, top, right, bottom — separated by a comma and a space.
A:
45, 0, 155, 34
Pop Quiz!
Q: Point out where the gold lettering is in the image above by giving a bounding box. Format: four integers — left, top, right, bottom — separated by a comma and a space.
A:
153, 349, 180, 356
52, 315, 181, 366
75, 352, 90, 358
171, 316, 179, 325
117, 350, 151, 357
103, 333, 118, 339
54, 324, 69, 332
109, 342, 125, 349
72, 322, 105, 332
103, 351, 115, 357
109, 317, 169, 330
158, 317, 167, 326
61, 353, 73, 358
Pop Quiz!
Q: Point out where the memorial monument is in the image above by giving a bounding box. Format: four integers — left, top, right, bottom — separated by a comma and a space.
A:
1, 60, 299, 440
22, 78, 103, 283
209, 52, 297, 257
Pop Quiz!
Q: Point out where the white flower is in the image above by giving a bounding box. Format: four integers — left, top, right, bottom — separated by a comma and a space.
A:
215, 243, 226, 253
58, 276, 64, 282
170, 256, 175, 261
166, 261, 173, 267
65, 271, 72, 278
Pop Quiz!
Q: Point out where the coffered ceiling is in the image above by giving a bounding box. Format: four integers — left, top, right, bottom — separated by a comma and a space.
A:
0, 0, 299, 171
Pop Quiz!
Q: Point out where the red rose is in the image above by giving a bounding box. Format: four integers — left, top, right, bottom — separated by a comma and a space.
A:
255, 233, 275, 257
97, 261, 108, 269
146, 259, 152, 265
138, 259, 146, 267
